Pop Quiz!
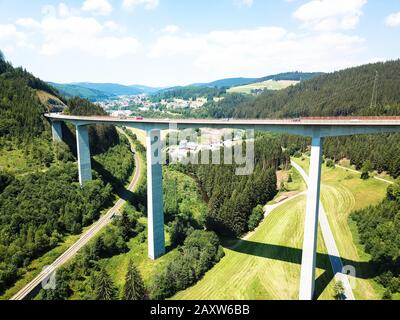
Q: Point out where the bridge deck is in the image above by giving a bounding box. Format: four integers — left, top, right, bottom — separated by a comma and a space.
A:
45, 114, 400, 127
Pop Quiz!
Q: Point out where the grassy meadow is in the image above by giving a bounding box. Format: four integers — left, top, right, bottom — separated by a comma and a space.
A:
173, 157, 389, 300
227, 80, 299, 94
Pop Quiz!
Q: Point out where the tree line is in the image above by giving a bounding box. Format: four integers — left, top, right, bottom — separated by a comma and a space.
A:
181, 134, 289, 237
351, 181, 400, 299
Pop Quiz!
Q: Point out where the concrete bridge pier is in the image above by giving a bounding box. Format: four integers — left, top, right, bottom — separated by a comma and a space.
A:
76, 125, 93, 186
146, 129, 166, 260
299, 135, 323, 300
51, 121, 63, 142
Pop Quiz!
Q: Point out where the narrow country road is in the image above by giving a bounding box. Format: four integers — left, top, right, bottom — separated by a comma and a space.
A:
11, 131, 142, 300
291, 160, 355, 300
335, 164, 394, 185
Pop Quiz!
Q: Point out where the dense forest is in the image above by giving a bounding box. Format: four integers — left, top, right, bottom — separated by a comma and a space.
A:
352, 181, 400, 298
37, 205, 145, 300
179, 133, 289, 237
255, 71, 323, 83
230, 60, 400, 118
0, 56, 57, 139
0, 164, 112, 293
0, 52, 134, 295
324, 134, 400, 177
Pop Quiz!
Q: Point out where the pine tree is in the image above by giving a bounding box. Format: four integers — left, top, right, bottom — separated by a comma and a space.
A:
123, 260, 146, 300
95, 268, 117, 300
120, 211, 132, 241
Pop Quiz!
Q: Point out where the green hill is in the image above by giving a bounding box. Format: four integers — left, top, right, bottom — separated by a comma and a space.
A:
73, 82, 143, 96
232, 61, 400, 118
227, 80, 300, 94
0, 56, 62, 139
0, 51, 135, 296
49, 82, 161, 101
48, 83, 116, 102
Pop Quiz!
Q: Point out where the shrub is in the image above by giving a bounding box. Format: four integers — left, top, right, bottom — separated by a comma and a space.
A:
326, 159, 335, 168
150, 230, 224, 300
248, 205, 264, 231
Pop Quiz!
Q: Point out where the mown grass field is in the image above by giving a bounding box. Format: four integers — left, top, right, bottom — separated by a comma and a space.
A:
172, 167, 337, 300
292, 157, 389, 299
173, 195, 336, 300
173, 158, 389, 300
227, 80, 299, 94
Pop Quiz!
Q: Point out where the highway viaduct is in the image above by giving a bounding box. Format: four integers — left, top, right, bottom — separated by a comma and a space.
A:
46, 113, 400, 300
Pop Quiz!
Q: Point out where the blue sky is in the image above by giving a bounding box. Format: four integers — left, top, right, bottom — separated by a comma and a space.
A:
0, 0, 400, 86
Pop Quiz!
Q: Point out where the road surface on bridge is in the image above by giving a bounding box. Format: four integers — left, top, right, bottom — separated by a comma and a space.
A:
11, 131, 142, 300
46, 114, 400, 127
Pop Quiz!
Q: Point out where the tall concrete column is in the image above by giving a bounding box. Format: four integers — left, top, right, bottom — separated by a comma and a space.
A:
51, 121, 63, 142
299, 135, 323, 300
146, 129, 166, 260
76, 125, 92, 186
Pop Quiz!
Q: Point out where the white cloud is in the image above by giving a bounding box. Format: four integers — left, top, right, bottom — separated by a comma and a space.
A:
3, 8, 139, 59
0, 24, 27, 42
293, 0, 367, 31
39, 16, 138, 58
58, 3, 71, 17
385, 12, 400, 27
161, 25, 180, 34
16, 18, 41, 29
234, 0, 254, 8
149, 26, 365, 77
82, 0, 113, 16
104, 20, 126, 32
122, 0, 159, 10
0, 24, 32, 54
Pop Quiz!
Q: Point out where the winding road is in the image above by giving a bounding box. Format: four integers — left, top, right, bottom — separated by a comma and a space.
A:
291, 160, 355, 300
10, 131, 142, 300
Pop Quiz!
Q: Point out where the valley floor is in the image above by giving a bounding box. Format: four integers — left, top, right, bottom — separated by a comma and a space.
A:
173, 157, 390, 300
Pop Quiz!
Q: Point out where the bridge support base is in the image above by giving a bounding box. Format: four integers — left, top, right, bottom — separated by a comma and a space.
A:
299, 135, 323, 300
51, 121, 63, 142
146, 129, 166, 260
76, 125, 92, 186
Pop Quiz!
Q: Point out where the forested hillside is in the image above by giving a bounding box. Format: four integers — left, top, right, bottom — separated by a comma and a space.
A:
0, 52, 134, 295
231, 60, 400, 118
183, 134, 289, 237
0, 55, 59, 139
0, 52, 119, 153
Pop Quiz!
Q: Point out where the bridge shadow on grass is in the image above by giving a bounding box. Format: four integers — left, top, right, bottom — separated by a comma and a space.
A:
228, 239, 379, 299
